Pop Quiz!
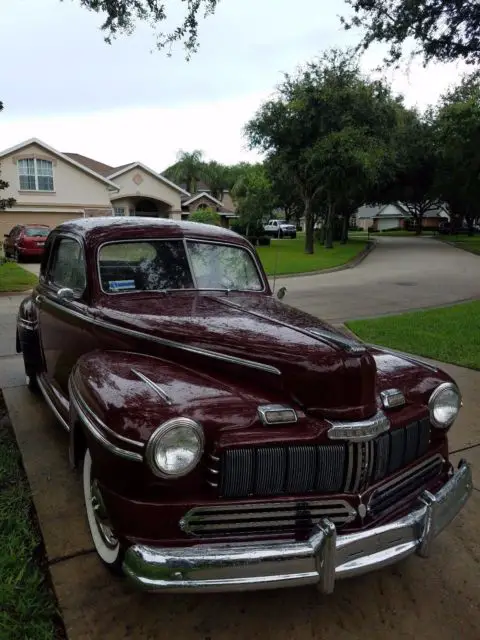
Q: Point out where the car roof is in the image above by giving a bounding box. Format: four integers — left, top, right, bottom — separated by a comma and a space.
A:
54, 216, 245, 246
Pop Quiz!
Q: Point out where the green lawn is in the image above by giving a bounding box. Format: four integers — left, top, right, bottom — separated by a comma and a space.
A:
347, 300, 480, 369
0, 262, 38, 292
440, 235, 480, 254
256, 236, 368, 275
0, 394, 64, 639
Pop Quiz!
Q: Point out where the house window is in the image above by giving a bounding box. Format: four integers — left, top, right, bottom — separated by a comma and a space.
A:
18, 158, 54, 191
113, 207, 126, 216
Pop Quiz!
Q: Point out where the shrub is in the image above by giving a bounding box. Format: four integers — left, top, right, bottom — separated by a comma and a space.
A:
247, 236, 259, 246
257, 235, 271, 246
189, 208, 221, 226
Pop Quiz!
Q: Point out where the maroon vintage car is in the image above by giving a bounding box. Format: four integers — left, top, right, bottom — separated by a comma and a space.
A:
16, 217, 471, 593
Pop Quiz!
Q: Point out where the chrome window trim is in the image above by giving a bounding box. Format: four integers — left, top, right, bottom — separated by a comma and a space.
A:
131, 368, 173, 405
96, 237, 267, 295
37, 374, 70, 433
69, 378, 143, 462
46, 232, 87, 297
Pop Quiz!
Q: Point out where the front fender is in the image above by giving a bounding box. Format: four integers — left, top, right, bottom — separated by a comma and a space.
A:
68, 350, 262, 468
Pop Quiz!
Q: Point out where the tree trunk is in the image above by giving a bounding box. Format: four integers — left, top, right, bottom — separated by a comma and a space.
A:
324, 200, 334, 249
340, 213, 348, 244
304, 198, 314, 254
415, 214, 422, 235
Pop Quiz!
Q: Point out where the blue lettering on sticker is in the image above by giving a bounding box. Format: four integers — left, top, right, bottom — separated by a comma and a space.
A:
109, 279, 136, 291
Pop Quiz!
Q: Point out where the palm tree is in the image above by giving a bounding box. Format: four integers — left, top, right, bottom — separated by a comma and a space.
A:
163, 149, 205, 193
203, 161, 230, 200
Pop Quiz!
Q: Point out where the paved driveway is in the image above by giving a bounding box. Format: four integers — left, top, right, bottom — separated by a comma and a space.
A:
273, 236, 480, 322
1, 237, 480, 638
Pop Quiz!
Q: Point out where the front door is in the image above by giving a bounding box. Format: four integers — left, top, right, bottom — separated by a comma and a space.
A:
37, 234, 95, 397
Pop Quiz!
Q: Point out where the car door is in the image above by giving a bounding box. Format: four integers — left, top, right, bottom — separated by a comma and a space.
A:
5, 226, 20, 255
37, 233, 95, 396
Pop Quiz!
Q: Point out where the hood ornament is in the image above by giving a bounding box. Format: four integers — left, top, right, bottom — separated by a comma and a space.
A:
327, 410, 390, 442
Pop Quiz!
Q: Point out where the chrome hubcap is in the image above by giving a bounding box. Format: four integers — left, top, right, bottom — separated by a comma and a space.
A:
90, 479, 118, 548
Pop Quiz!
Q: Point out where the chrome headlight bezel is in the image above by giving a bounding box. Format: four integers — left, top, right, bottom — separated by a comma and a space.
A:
428, 382, 461, 429
145, 417, 204, 479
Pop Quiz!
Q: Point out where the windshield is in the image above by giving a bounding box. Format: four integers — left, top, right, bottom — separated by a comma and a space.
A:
24, 227, 49, 237
98, 239, 263, 293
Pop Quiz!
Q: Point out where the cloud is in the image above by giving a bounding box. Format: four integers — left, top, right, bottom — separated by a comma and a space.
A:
0, 0, 473, 164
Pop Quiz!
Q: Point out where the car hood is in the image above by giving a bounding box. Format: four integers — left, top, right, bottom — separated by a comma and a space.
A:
96, 293, 377, 420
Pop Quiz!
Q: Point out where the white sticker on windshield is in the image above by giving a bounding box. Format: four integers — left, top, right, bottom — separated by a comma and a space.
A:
108, 279, 136, 291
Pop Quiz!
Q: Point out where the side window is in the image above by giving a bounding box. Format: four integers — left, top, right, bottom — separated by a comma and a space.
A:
48, 237, 87, 293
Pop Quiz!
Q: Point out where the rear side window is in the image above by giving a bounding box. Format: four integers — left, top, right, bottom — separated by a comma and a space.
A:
98, 240, 194, 293
48, 237, 87, 293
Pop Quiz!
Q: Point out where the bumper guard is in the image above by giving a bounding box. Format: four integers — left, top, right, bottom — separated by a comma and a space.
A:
123, 460, 472, 593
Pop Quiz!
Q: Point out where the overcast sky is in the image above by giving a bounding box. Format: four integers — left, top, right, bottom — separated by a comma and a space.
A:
0, 0, 469, 172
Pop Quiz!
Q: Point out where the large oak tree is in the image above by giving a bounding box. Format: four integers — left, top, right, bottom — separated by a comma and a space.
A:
76, 0, 220, 57
245, 49, 399, 253
342, 0, 480, 66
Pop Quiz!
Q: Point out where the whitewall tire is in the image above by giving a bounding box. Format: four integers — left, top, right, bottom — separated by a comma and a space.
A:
83, 448, 123, 570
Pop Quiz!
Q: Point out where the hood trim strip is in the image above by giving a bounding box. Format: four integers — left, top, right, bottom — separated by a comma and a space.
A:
42, 296, 281, 377
208, 296, 366, 354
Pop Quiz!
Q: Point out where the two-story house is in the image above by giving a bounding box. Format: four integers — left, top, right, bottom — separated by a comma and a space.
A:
0, 138, 236, 238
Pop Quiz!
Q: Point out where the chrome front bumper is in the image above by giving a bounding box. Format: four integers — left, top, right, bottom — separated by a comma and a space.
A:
123, 460, 472, 593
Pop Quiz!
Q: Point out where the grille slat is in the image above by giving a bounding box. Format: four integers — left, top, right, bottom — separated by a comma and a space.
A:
369, 455, 444, 516
181, 499, 357, 537
217, 418, 432, 499
286, 446, 317, 493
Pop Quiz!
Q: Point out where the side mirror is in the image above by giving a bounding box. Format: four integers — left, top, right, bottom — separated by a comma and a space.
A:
57, 287, 75, 301
277, 286, 287, 300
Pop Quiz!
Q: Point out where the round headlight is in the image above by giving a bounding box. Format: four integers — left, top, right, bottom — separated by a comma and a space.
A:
429, 383, 461, 429
145, 418, 204, 478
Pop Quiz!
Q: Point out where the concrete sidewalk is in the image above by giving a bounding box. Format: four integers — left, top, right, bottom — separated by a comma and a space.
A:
3, 355, 480, 640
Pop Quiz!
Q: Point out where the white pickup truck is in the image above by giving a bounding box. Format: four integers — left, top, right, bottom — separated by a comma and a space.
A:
263, 219, 297, 238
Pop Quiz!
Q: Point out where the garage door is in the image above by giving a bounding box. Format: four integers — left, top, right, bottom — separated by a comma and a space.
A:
0, 212, 82, 240
377, 217, 400, 231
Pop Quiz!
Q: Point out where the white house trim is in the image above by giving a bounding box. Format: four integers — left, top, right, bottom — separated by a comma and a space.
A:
107, 162, 191, 197
0, 138, 120, 190
183, 191, 225, 208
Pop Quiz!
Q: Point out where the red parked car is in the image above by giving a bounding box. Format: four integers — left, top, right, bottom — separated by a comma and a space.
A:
3, 224, 50, 261
15, 217, 472, 593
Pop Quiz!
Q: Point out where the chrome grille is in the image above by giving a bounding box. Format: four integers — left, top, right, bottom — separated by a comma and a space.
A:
180, 499, 357, 538
212, 417, 431, 499
369, 454, 444, 516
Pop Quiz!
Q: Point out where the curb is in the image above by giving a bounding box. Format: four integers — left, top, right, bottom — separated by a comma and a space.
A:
341, 320, 480, 373
269, 240, 376, 280
435, 238, 480, 257
0, 289, 32, 298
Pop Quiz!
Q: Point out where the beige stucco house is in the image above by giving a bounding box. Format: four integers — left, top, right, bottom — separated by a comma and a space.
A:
0, 138, 236, 238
